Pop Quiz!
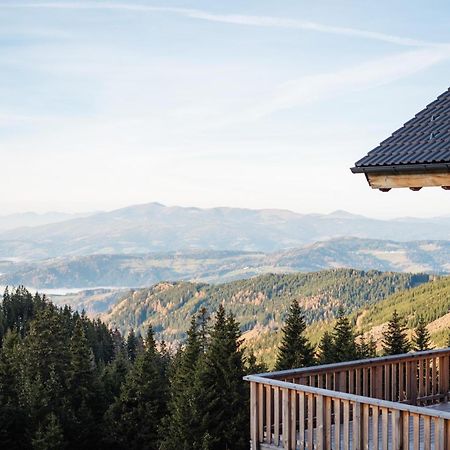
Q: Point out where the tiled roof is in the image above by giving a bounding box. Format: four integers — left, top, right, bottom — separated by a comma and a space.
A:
352, 88, 450, 173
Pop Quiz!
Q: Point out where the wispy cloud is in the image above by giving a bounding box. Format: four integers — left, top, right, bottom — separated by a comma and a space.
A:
1, 2, 441, 47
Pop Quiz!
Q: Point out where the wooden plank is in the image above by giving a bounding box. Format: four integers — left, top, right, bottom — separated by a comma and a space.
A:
367, 171, 450, 189
307, 394, 314, 450
265, 385, 272, 445
343, 400, 350, 450
381, 407, 389, 450
372, 405, 379, 450
325, 397, 332, 450
392, 363, 397, 402
391, 409, 401, 450
258, 383, 264, 441
402, 410, 410, 450
423, 415, 431, 450
250, 382, 259, 449
399, 362, 404, 401
413, 414, 420, 450
282, 388, 290, 449
435, 417, 445, 450
316, 395, 324, 450
362, 404, 369, 450
298, 391, 305, 449
334, 398, 341, 450
290, 390, 296, 449
353, 401, 362, 450
274, 387, 279, 446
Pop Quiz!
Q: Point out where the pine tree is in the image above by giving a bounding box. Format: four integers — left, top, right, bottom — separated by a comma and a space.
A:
31, 413, 65, 450
317, 331, 335, 364
275, 300, 315, 370
357, 334, 377, 359
332, 311, 358, 362
126, 328, 138, 362
194, 306, 248, 450
382, 310, 410, 356
161, 316, 203, 450
67, 318, 99, 446
246, 350, 268, 374
106, 326, 168, 450
412, 316, 433, 352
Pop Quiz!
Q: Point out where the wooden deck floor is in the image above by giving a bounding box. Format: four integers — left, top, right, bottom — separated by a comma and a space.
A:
260, 402, 450, 449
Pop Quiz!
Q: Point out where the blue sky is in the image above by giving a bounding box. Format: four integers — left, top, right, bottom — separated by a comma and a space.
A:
2, 1, 450, 218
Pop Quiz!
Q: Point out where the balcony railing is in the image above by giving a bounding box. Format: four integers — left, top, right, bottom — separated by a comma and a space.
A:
244, 348, 450, 449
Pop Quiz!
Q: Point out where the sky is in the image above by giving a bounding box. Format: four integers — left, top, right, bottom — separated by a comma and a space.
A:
2, 1, 450, 219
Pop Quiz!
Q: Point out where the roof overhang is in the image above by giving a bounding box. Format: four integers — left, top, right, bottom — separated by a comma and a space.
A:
351, 167, 450, 191
350, 162, 450, 175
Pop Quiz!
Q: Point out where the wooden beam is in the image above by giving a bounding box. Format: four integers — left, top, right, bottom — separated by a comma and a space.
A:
367, 171, 450, 189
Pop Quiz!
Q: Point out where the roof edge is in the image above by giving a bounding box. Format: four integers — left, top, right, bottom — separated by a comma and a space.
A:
351, 163, 450, 175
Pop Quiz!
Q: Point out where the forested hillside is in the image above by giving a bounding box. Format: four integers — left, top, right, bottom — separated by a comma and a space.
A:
103, 269, 430, 363
355, 275, 450, 347
0, 287, 254, 449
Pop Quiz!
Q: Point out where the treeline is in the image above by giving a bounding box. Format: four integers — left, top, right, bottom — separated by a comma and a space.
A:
275, 300, 437, 372
0, 287, 441, 449
0, 287, 262, 450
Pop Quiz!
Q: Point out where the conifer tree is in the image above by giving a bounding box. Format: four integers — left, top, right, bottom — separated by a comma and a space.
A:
317, 331, 335, 364
67, 318, 99, 446
412, 316, 433, 352
32, 413, 65, 450
106, 326, 167, 450
246, 350, 268, 374
275, 300, 315, 370
332, 310, 358, 362
381, 310, 410, 356
161, 316, 203, 450
126, 328, 138, 362
357, 334, 377, 359
194, 306, 248, 450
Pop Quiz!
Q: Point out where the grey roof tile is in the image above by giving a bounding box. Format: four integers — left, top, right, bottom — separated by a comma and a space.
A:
353, 88, 450, 171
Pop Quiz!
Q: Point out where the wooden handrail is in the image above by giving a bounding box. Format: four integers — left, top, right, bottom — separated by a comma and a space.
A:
245, 348, 450, 449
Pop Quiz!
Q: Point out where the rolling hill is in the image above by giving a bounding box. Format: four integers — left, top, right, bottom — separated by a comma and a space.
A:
99, 269, 430, 364
2, 202, 450, 259
1, 238, 448, 288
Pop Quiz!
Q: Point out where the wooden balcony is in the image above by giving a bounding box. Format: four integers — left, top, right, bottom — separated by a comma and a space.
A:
244, 348, 450, 449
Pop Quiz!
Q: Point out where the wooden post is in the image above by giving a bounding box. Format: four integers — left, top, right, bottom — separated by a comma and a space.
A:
250, 382, 259, 450
316, 395, 325, 450
353, 401, 362, 450
282, 388, 290, 449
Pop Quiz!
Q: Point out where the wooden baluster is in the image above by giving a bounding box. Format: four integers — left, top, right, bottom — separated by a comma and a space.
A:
282, 388, 290, 449
362, 404, 369, 450
290, 390, 296, 449
343, 400, 350, 450
316, 395, 324, 450
250, 382, 259, 449
423, 415, 431, 450
372, 405, 379, 450
258, 383, 264, 442
392, 363, 397, 402
349, 369, 355, 394
265, 385, 272, 445
340, 371, 346, 393
410, 361, 418, 405
399, 361, 404, 401
402, 410, 410, 450
355, 368, 361, 396
432, 357, 437, 398
435, 417, 445, 450
381, 407, 389, 450
325, 397, 332, 450
334, 398, 341, 450
298, 391, 305, 449
363, 368, 369, 397
419, 358, 424, 402
413, 413, 420, 450
391, 409, 401, 450
384, 364, 390, 401
274, 387, 280, 446
307, 394, 314, 450
353, 401, 362, 450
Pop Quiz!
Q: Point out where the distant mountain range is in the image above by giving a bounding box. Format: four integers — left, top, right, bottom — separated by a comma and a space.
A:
0, 211, 92, 232
1, 202, 450, 260
1, 238, 448, 288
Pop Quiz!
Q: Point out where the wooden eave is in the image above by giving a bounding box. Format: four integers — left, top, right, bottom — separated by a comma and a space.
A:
351, 164, 450, 191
